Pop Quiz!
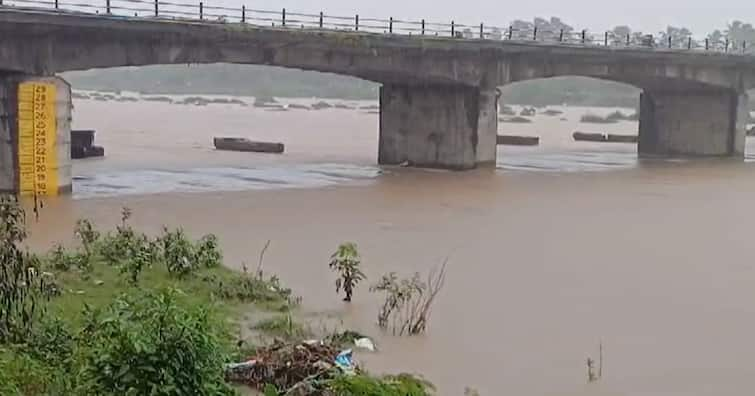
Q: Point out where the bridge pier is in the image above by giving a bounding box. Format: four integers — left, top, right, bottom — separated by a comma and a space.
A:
0, 74, 19, 193
638, 89, 748, 158
0, 74, 72, 196
378, 84, 498, 170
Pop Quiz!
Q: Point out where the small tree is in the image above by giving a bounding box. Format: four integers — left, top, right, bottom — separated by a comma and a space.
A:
0, 196, 53, 343
73, 219, 100, 258
328, 242, 365, 302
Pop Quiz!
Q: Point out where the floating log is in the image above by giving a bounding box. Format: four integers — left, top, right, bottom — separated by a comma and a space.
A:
573, 132, 607, 142
213, 137, 284, 154
496, 135, 540, 146
606, 134, 638, 143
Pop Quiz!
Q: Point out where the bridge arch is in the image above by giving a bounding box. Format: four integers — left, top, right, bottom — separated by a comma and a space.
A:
497, 74, 748, 158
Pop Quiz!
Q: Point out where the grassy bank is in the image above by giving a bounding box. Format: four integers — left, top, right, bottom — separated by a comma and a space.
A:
0, 199, 433, 395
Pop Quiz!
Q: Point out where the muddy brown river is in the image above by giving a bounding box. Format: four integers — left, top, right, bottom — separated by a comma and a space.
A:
22, 95, 755, 395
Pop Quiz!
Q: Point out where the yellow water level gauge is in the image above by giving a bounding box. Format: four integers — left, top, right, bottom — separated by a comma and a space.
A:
17, 82, 58, 196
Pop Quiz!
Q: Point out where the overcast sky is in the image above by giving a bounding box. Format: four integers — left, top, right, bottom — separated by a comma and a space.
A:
201, 0, 748, 36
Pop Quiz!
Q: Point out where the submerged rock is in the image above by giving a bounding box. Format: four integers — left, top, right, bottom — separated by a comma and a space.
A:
520, 107, 537, 116
142, 96, 173, 103
288, 103, 311, 110
253, 96, 278, 108
72, 91, 90, 100
180, 96, 210, 106
311, 101, 333, 110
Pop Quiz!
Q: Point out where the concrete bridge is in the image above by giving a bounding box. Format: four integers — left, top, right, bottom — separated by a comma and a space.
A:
2, 4, 755, 193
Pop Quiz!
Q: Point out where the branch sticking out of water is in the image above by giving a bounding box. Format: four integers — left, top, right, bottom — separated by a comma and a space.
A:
256, 239, 271, 280
371, 259, 448, 336
587, 341, 604, 383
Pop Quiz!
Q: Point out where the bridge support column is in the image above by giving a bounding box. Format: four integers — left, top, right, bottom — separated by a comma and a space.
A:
0, 73, 72, 195
378, 84, 498, 170
0, 73, 21, 194
638, 89, 748, 158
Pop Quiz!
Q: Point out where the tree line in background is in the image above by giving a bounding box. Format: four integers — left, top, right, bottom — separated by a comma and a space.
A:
502, 17, 755, 49
63, 18, 755, 109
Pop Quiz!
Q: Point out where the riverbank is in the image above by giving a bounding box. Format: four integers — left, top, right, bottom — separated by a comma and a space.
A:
0, 200, 434, 395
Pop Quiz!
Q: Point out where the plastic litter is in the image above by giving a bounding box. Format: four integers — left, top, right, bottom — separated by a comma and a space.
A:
354, 337, 376, 352
334, 349, 356, 375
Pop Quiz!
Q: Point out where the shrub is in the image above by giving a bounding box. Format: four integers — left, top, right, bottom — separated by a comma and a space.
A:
74, 219, 100, 257
99, 208, 153, 267
119, 238, 158, 285
370, 262, 447, 336
48, 244, 89, 272
25, 317, 75, 366
158, 227, 197, 277
196, 234, 222, 269
0, 346, 62, 396
0, 196, 54, 343
202, 272, 299, 310
329, 242, 366, 302
76, 288, 236, 396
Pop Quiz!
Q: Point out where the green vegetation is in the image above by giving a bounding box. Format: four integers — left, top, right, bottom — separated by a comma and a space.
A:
253, 314, 311, 340
328, 374, 434, 396
370, 262, 447, 336
329, 242, 366, 302
0, 196, 437, 395
76, 290, 236, 396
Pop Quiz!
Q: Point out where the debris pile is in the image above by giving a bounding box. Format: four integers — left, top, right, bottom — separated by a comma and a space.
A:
226, 340, 347, 393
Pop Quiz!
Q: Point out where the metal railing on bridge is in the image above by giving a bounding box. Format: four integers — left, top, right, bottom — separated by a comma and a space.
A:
1, 0, 753, 55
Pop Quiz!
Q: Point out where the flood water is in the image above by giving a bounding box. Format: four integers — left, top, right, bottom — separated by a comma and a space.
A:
23, 95, 755, 396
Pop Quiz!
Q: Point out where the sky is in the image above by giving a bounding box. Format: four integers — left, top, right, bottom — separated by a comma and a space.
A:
10, 0, 749, 36
200, 0, 748, 37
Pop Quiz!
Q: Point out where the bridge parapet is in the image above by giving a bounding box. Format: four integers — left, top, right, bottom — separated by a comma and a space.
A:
2, 0, 755, 55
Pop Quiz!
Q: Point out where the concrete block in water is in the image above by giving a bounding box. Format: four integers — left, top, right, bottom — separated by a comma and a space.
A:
213, 137, 284, 153
496, 135, 539, 146
573, 132, 607, 142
